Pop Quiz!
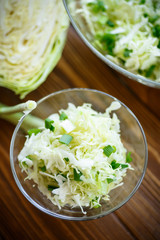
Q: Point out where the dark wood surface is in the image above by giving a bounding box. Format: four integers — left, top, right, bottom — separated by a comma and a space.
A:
0, 26, 160, 240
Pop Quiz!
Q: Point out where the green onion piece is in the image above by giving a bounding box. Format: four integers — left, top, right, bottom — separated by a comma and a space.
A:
28, 128, 41, 137
59, 112, 68, 120
111, 160, 120, 169
103, 145, 115, 157
73, 168, 83, 181
93, 204, 101, 209
107, 178, 114, 183
123, 48, 133, 57
152, 25, 160, 38
99, 33, 116, 55
112, 146, 116, 153
120, 164, 129, 169
60, 173, 67, 179
22, 161, 28, 167
87, 0, 106, 13
59, 134, 73, 145
139, 0, 145, 4
40, 166, 46, 172
158, 40, 160, 49
145, 65, 156, 77
48, 185, 58, 191
149, 15, 159, 24
64, 157, 69, 162
107, 20, 115, 27
26, 155, 32, 160
45, 118, 55, 131
119, 58, 126, 65
143, 13, 149, 18
126, 152, 132, 163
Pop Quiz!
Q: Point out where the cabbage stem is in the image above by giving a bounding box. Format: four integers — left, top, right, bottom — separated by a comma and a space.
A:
0, 101, 43, 132
0, 100, 37, 115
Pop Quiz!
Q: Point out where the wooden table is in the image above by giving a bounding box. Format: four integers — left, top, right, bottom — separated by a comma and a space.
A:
0, 26, 160, 240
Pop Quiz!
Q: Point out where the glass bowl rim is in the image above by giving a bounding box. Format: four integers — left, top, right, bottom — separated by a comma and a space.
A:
62, 0, 160, 89
10, 88, 148, 221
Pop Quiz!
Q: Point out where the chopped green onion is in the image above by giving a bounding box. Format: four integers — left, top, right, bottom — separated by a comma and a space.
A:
87, 0, 106, 13
139, 0, 145, 4
64, 157, 69, 162
123, 48, 133, 57
149, 15, 159, 24
152, 25, 160, 38
28, 128, 41, 137
59, 112, 68, 120
103, 145, 115, 157
48, 185, 58, 191
143, 13, 149, 18
107, 178, 114, 183
26, 155, 32, 160
73, 168, 83, 181
22, 161, 28, 167
119, 58, 126, 65
111, 160, 120, 169
121, 164, 129, 169
59, 134, 73, 145
40, 166, 46, 172
99, 33, 116, 55
45, 118, 55, 131
157, 40, 160, 49
145, 65, 156, 77
107, 20, 115, 27
126, 152, 132, 163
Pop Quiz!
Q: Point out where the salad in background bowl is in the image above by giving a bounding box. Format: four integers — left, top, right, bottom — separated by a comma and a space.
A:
63, 0, 160, 88
10, 88, 148, 220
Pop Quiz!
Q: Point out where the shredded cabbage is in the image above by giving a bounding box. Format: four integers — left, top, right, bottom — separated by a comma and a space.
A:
68, 0, 160, 82
18, 102, 133, 214
0, 0, 69, 98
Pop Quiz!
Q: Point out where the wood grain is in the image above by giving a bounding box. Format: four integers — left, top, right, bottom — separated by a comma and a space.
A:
0, 26, 160, 240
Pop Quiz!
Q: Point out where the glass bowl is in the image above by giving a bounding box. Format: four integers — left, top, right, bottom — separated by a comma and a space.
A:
63, 0, 160, 89
10, 88, 148, 220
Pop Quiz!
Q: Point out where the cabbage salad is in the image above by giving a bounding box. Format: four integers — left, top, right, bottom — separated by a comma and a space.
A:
68, 0, 160, 82
0, 0, 69, 98
18, 102, 133, 214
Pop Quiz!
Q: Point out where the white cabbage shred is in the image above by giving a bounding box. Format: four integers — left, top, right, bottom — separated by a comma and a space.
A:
18, 102, 133, 214
68, 0, 160, 82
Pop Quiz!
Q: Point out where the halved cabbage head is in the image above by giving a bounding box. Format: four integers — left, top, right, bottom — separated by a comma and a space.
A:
0, 0, 69, 98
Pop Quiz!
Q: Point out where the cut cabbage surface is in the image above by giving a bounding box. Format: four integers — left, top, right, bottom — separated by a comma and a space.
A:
68, 0, 160, 82
18, 102, 133, 214
0, 0, 69, 98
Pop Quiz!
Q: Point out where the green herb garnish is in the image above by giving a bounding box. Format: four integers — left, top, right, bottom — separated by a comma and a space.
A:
126, 152, 132, 163
121, 164, 129, 169
28, 128, 41, 137
73, 168, 83, 181
149, 15, 159, 24
111, 160, 120, 169
59, 112, 68, 120
99, 33, 116, 55
45, 118, 55, 131
145, 65, 156, 77
107, 178, 114, 183
123, 48, 133, 57
59, 134, 73, 145
87, 0, 106, 13
107, 20, 115, 27
103, 145, 115, 157
152, 24, 160, 38
64, 157, 69, 162
40, 166, 46, 172
48, 185, 58, 191
139, 0, 145, 4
